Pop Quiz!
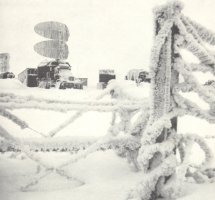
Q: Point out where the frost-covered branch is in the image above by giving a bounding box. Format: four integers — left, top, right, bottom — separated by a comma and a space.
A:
128, 154, 179, 200
174, 58, 215, 105
130, 107, 150, 137
0, 108, 28, 129
140, 108, 184, 145
48, 111, 83, 137
175, 19, 215, 65
180, 134, 213, 169
177, 133, 214, 183
180, 14, 205, 44
138, 134, 179, 171
173, 93, 215, 123
0, 92, 122, 107
182, 15, 215, 45
188, 63, 215, 74
59, 134, 140, 169
0, 101, 142, 113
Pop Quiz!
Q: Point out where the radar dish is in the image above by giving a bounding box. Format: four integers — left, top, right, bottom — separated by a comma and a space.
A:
34, 21, 69, 41
34, 40, 69, 59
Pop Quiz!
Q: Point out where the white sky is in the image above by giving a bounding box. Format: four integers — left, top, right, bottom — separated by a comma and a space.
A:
0, 0, 215, 85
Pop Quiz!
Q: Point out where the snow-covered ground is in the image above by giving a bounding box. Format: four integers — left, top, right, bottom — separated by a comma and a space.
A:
0, 79, 215, 200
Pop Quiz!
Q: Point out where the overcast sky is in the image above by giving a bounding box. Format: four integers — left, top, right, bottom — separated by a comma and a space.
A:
0, 0, 215, 85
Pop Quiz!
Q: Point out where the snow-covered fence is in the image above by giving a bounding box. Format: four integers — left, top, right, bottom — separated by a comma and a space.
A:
128, 1, 215, 200
0, 81, 148, 191
1, 0, 215, 197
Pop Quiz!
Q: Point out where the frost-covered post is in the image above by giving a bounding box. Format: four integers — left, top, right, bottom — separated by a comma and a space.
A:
144, 2, 182, 199
128, 0, 215, 199
151, 2, 180, 142
128, 2, 184, 200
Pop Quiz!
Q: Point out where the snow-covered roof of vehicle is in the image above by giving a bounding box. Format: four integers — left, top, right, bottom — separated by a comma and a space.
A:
126, 69, 150, 80
56, 63, 71, 69
99, 69, 115, 75
37, 60, 71, 68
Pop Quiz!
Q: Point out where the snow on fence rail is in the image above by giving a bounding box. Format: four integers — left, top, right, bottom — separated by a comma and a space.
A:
0, 82, 148, 191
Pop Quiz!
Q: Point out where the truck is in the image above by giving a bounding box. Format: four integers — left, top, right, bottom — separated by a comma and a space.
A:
18, 68, 37, 87
18, 60, 86, 89
125, 69, 150, 85
0, 72, 15, 79
97, 69, 116, 89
